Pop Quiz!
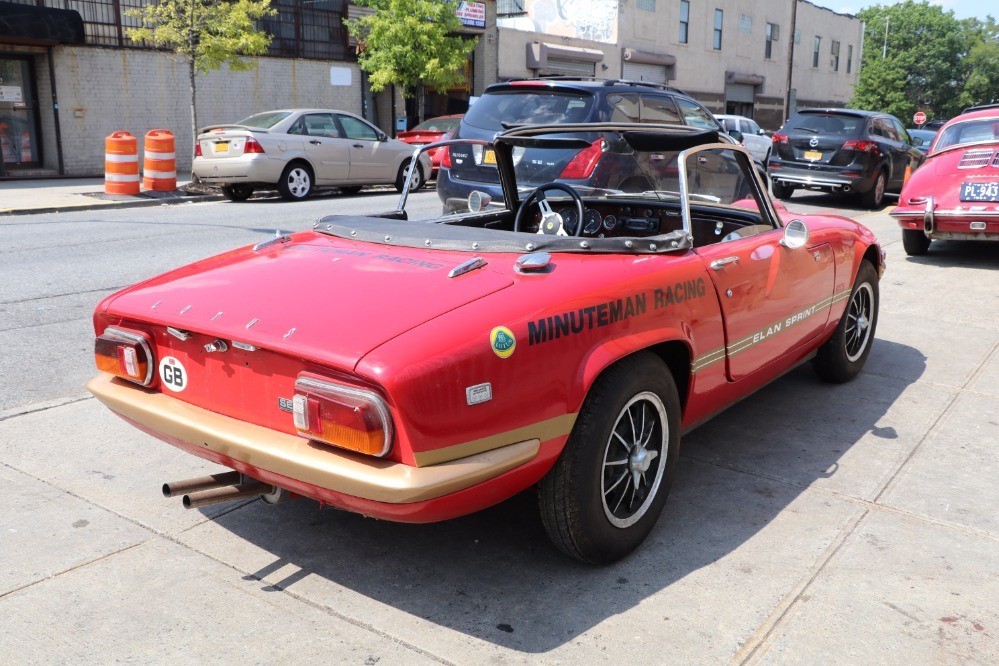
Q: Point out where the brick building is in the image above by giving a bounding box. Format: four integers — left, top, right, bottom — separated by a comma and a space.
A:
0, 0, 496, 178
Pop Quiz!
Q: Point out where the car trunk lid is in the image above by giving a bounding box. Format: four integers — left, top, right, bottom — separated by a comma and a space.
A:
197, 126, 262, 159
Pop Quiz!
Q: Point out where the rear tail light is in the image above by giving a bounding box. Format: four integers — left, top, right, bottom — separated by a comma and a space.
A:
94, 327, 154, 386
194, 142, 202, 157
560, 138, 606, 179
439, 145, 452, 168
244, 137, 266, 154
292, 375, 393, 457
773, 133, 789, 144
843, 140, 879, 153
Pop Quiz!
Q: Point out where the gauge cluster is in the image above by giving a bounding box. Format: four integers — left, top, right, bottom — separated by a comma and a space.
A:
551, 203, 681, 237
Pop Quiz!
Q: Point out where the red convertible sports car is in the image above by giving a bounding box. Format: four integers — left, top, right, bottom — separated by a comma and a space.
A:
891, 105, 999, 255
88, 123, 885, 563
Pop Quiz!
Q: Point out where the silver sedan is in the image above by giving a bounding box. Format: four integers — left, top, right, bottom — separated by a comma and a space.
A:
193, 109, 432, 201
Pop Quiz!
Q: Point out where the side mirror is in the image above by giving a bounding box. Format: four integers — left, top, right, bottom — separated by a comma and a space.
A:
728, 130, 744, 142
468, 190, 492, 213
758, 128, 767, 136
780, 219, 809, 249
377, 131, 388, 142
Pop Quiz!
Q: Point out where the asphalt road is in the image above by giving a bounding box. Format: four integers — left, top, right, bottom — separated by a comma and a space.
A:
1, 188, 996, 663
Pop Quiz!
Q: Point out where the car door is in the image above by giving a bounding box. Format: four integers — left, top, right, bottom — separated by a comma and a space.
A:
682, 145, 837, 381
889, 117, 922, 186
875, 117, 907, 189
291, 113, 349, 182
337, 113, 394, 183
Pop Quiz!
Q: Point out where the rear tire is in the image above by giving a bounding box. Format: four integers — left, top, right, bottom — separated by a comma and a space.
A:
221, 185, 254, 202
902, 229, 931, 256
771, 181, 795, 199
861, 170, 886, 209
538, 353, 681, 564
277, 163, 313, 201
395, 159, 425, 193
813, 261, 879, 383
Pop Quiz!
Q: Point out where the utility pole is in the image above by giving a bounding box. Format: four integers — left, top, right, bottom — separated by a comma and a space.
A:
784, 0, 798, 122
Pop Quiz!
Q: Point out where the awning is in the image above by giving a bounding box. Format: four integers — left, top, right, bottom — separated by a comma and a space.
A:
0, 1, 85, 46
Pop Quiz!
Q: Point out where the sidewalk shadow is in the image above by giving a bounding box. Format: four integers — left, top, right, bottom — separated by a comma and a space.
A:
209, 339, 924, 653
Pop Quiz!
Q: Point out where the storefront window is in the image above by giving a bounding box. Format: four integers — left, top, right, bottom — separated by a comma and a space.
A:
0, 57, 40, 170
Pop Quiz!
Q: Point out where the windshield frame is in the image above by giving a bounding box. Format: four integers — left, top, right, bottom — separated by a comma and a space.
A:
929, 116, 999, 156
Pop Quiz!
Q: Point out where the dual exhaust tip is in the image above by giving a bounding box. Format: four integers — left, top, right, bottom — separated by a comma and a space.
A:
162, 471, 289, 509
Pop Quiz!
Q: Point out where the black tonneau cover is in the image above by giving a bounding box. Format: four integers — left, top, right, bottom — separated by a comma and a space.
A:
315, 216, 691, 255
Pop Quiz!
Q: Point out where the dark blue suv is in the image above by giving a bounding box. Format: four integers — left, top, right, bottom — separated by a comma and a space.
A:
437, 78, 725, 211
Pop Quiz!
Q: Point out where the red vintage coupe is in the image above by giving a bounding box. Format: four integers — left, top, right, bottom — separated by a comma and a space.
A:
892, 105, 999, 255
88, 123, 884, 563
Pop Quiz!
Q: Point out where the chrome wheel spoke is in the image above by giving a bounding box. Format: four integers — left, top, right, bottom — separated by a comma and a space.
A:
605, 471, 629, 496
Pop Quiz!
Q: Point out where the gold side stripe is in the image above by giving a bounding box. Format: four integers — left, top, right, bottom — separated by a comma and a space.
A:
412, 412, 578, 467
690, 288, 854, 374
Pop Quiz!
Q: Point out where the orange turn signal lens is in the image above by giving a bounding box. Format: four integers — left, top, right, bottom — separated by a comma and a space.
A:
94, 327, 154, 386
292, 376, 393, 457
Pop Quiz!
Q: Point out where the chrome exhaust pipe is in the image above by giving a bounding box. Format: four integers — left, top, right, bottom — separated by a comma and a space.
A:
923, 195, 935, 235
163, 471, 241, 498
843, 185, 851, 192
183, 480, 274, 509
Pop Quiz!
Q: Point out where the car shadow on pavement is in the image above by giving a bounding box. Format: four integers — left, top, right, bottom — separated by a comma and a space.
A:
208, 339, 924, 653
777, 190, 897, 213
904, 241, 999, 269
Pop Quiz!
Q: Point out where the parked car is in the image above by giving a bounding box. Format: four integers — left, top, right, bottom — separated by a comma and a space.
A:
437, 77, 728, 211
193, 109, 432, 201
891, 106, 999, 255
906, 128, 938, 154
396, 114, 462, 177
88, 122, 884, 563
768, 108, 924, 208
715, 114, 772, 163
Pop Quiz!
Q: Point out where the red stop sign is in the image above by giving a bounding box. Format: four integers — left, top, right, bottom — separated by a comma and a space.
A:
914, 111, 927, 125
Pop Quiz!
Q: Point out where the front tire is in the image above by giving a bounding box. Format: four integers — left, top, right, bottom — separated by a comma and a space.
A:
813, 261, 879, 383
395, 159, 425, 193
277, 163, 313, 201
220, 185, 253, 201
902, 229, 931, 256
772, 181, 795, 199
538, 353, 681, 564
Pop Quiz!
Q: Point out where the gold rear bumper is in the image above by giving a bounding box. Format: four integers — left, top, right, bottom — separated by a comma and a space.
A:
87, 373, 539, 504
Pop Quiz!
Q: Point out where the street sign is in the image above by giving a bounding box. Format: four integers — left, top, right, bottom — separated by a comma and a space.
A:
914, 111, 927, 125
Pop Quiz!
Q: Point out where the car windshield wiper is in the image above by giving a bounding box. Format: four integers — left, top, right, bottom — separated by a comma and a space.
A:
792, 127, 820, 134
636, 190, 721, 203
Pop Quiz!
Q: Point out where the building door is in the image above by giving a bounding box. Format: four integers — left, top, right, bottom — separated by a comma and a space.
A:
724, 82, 756, 118
0, 56, 41, 173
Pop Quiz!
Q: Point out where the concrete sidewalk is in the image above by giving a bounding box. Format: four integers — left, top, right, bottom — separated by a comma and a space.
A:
0, 178, 221, 215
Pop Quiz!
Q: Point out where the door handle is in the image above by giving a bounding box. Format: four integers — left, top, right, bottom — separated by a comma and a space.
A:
352, 143, 364, 148
309, 140, 322, 145
710, 256, 739, 270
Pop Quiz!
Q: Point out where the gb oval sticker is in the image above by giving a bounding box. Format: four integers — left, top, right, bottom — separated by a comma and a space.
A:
490, 326, 516, 359
159, 356, 188, 392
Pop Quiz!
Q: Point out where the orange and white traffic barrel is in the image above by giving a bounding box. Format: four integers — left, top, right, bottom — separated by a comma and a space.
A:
142, 129, 176, 192
105, 131, 140, 195
20, 131, 32, 162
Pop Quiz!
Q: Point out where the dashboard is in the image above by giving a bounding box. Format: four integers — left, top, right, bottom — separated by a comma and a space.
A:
543, 201, 684, 237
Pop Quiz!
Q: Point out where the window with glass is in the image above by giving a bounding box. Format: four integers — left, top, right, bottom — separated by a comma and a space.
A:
847, 45, 853, 74
713, 10, 724, 50
812, 36, 821, 68
338, 114, 378, 141
675, 98, 720, 130
637, 0, 656, 11
831, 40, 841, 71
679, 1, 689, 44
765, 22, 778, 59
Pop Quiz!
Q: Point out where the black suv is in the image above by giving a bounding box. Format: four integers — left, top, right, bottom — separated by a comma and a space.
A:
768, 108, 924, 208
436, 78, 726, 211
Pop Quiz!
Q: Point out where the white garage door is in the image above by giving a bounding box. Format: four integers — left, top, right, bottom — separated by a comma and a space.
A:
622, 61, 668, 83
548, 57, 596, 76
725, 82, 756, 103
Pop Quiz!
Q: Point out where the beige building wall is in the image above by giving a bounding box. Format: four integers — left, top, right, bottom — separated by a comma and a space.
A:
497, 0, 863, 130
52, 47, 363, 175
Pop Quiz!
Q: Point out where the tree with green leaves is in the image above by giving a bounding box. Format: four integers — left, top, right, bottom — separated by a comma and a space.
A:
852, 1, 970, 122
127, 0, 275, 159
346, 0, 477, 126
957, 17, 999, 110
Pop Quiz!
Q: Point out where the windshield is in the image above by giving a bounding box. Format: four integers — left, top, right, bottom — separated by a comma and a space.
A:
237, 111, 292, 129
788, 112, 863, 136
412, 117, 460, 133
933, 118, 999, 152
462, 90, 594, 130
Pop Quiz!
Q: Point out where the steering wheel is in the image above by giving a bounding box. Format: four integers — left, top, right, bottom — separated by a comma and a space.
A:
513, 183, 586, 236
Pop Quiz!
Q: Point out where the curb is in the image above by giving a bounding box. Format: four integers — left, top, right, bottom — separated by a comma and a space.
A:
1, 193, 225, 217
